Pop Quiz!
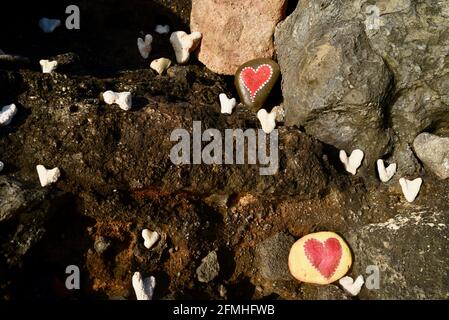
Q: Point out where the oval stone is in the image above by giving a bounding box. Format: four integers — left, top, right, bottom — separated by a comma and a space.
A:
288, 232, 352, 285
234, 58, 280, 111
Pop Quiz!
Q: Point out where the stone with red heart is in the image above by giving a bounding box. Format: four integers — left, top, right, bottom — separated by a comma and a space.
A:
234, 58, 280, 111
288, 232, 352, 285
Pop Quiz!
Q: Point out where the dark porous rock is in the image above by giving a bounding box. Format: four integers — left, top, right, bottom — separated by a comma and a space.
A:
256, 232, 294, 281
349, 208, 449, 299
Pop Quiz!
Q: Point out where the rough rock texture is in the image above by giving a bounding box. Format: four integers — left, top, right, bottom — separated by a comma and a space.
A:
275, 0, 449, 176
350, 207, 449, 299
191, 0, 288, 75
275, 1, 393, 170
413, 133, 449, 180
256, 232, 294, 281
196, 251, 220, 283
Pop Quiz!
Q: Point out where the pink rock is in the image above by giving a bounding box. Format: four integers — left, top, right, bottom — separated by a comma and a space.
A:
190, 0, 287, 75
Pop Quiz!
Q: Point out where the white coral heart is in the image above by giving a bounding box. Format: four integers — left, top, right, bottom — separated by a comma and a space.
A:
377, 159, 397, 183
40, 59, 58, 74
137, 34, 153, 59
132, 272, 156, 300
219, 93, 237, 115
103, 91, 132, 111
150, 57, 172, 75
399, 177, 422, 203
36, 165, 60, 187
0, 104, 18, 126
39, 18, 61, 33
339, 275, 365, 296
142, 229, 160, 250
257, 109, 276, 134
170, 31, 202, 64
339, 149, 364, 175
155, 25, 170, 34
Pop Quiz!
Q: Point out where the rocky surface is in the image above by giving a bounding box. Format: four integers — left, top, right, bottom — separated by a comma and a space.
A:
191, 0, 287, 75
275, 0, 449, 177
0, 0, 448, 301
414, 133, 449, 180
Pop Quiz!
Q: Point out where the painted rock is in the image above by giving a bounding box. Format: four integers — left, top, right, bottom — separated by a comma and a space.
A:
288, 232, 352, 285
234, 58, 280, 110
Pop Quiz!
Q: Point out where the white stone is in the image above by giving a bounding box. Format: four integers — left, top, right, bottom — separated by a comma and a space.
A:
0, 161, 4, 173
257, 109, 276, 134
339, 149, 364, 175
40, 59, 58, 74
170, 31, 202, 64
142, 229, 160, 250
399, 177, 423, 203
339, 275, 365, 296
0, 104, 18, 126
219, 93, 237, 115
155, 25, 170, 34
102, 91, 132, 111
377, 159, 397, 183
137, 34, 153, 59
39, 18, 61, 33
36, 165, 61, 187
132, 272, 156, 300
150, 57, 172, 75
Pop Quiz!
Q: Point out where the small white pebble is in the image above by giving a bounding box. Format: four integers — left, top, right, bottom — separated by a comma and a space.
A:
219, 93, 237, 115
142, 229, 160, 249
137, 34, 153, 59
339, 149, 364, 175
377, 159, 397, 183
339, 275, 365, 296
0, 161, 4, 173
132, 272, 156, 300
102, 90, 132, 111
0, 104, 18, 126
155, 25, 170, 34
36, 165, 60, 187
40, 59, 58, 74
170, 31, 202, 64
399, 177, 423, 203
257, 109, 276, 134
38, 18, 61, 33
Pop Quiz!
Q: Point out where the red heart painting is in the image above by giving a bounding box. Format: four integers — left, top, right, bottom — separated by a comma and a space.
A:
304, 238, 342, 279
240, 64, 273, 102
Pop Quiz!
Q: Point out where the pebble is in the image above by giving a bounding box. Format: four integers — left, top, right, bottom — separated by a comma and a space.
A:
288, 231, 352, 285
0, 104, 18, 126
94, 236, 111, 254
36, 165, 61, 187
339, 275, 365, 296
377, 159, 397, 183
234, 58, 280, 111
0, 161, 4, 173
150, 57, 172, 75
257, 109, 276, 134
40, 59, 58, 74
39, 18, 61, 33
155, 25, 170, 34
141, 229, 160, 250
219, 93, 236, 115
196, 251, 220, 283
170, 31, 202, 64
137, 34, 153, 59
339, 149, 364, 175
102, 91, 132, 111
399, 177, 423, 203
132, 272, 156, 300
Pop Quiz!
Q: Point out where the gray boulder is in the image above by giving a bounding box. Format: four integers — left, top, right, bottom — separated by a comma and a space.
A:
414, 133, 449, 180
275, 1, 393, 169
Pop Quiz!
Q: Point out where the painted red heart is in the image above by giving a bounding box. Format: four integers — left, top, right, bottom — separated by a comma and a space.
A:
240, 64, 273, 102
304, 238, 342, 279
